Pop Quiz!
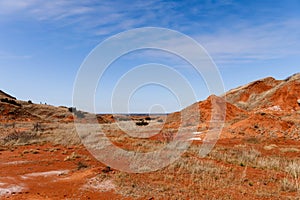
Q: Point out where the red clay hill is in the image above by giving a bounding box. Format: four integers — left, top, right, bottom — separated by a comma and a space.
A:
0, 73, 300, 145
164, 73, 300, 140
225, 73, 300, 111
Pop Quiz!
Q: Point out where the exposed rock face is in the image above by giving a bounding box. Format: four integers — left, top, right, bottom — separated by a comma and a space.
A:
165, 73, 300, 139
224, 73, 300, 111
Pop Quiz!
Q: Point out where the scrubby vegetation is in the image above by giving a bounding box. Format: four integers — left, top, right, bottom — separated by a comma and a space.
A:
68, 107, 85, 118
1, 98, 21, 106
135, 120, 149, 126
3, 131, 36, 144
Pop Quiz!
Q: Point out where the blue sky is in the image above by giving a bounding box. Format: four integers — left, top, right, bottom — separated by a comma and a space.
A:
0, 0, 299, 113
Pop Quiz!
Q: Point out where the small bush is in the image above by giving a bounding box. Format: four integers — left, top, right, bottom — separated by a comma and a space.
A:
77, 161, 88, 170
136, 120, 149, 126
102, 166, 112, 173
68, 107, 76, 112
1, 98, 21, 106
68, 107, 85, 118
75, 111, 85, 118
33, 122, 42, 132
3, 131, 36, 144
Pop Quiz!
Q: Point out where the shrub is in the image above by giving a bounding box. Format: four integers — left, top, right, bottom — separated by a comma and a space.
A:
0, 98, 21, 106
77, 161, 88, 170
33, 122, 42, 132
68, 107, 85, 118
136, 120, 149, 126
75, 111, 85, 118
102, 166, 112, 173
68, 107, 76, 112
3, 131, 36, 144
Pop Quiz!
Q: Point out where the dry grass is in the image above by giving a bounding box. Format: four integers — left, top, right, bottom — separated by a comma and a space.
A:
1, 122, 81, 146
207, 147, 261, 167
113, 155, 236, 199
110, 141, 300, 199
256, 157, 281, 170
196, 144, 300, 198
2, 119, 300, 199
281, 178, 298, 192
264, 144, 278, 150
281, 161, 300, 193
280, 147, 300, 153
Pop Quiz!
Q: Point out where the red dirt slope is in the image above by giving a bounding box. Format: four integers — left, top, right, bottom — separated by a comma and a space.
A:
225, 73, 300, 111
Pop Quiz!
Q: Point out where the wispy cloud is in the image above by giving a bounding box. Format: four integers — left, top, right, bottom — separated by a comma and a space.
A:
0, 0, 37, 14
0, 1, 95, 21
106, 18, 300, 67
29, 1, 94, 21
197, 20, 300, 64
0, 0, 299, 66
0, 1, 182, 35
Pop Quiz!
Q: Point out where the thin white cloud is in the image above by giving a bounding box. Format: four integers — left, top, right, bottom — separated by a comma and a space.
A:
0, 1, 178, 34
196, 20, 300, 64
99, 18, 300, 69
0, 0, 37, 14
0, 0, 299, 66
29, 1, 94, 21
0, 0, 94, 20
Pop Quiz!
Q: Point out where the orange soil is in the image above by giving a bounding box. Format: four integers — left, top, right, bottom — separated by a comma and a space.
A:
0, 144, 128, 200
